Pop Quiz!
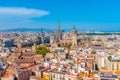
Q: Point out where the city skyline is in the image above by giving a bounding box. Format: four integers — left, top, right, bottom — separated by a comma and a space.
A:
0, 0, 120, 31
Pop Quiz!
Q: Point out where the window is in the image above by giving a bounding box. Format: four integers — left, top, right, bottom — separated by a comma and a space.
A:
117, 63, 119, 70
51, 73, 55, 78
14, 77, 18, 80
112, 64, 114, 70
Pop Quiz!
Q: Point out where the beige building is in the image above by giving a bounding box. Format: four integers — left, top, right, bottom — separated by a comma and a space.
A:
106, 58, 120, 71
60, 27, 78, 47
1, 75, 15, 80
50, 72, 80, 80
97, 51, 106, 70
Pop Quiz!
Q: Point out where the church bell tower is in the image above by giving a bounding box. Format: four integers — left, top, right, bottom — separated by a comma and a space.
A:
72, 26, 78, 46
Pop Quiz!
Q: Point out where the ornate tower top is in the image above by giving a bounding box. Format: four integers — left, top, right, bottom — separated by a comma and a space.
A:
72, 25, 77, 36
72, 25, 78, 46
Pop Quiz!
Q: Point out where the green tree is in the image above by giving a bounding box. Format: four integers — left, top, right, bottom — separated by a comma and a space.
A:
95, 63, 99, 70
108, 56, 112, 61
117, 59, 120, 62
36, 46, 49, 55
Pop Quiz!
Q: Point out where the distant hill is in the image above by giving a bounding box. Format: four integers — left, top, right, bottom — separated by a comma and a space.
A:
0, 28, 72, 32
0, 28, 53, 32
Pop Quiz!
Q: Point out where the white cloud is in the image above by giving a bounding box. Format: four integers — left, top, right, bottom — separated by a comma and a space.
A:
0, 7, 50, 29
0, 7, 50, 17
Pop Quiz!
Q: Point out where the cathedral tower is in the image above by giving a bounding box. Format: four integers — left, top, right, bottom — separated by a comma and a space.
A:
57, 21, 62, 41
72, 26, 78, 46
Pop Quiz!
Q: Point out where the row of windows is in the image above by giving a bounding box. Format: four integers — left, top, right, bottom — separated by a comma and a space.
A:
51, 73, 79, 80
112, 63, 119, 70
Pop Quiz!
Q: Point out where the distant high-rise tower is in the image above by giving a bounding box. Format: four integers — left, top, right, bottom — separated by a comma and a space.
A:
32, 42, 37, 51
57, 21, 62, 41
50, 34, 57, 44
41, 27, 43, 33
17, 38, 22, 50
41, 34, 44, 43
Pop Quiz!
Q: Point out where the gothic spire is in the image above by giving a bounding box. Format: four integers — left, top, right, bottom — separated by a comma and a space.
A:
57, 21, 62, 41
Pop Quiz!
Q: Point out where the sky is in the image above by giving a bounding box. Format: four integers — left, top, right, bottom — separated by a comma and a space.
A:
0, 0, 120, 31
